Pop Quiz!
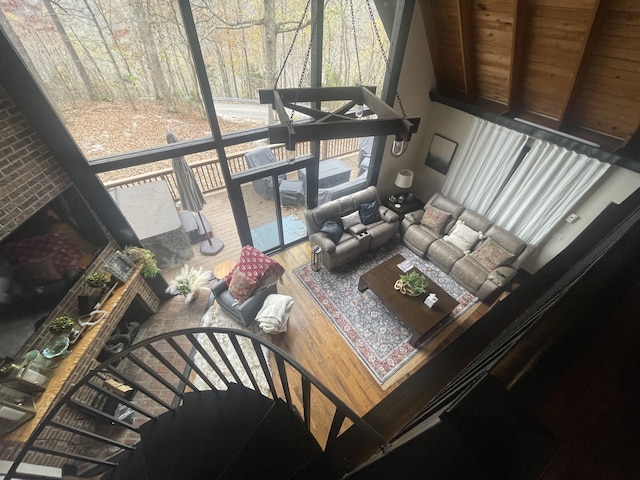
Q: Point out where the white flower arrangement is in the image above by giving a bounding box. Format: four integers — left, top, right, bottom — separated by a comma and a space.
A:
166, 265, 212, 304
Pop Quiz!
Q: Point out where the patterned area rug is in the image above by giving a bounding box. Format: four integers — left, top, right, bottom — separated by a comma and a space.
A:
294, 240, 479, 386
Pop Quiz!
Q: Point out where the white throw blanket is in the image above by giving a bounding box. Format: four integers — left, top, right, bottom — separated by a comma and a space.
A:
255, 294, 293, 333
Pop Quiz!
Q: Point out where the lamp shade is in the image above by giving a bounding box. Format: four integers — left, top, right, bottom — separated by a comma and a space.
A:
394, 169, 414, 189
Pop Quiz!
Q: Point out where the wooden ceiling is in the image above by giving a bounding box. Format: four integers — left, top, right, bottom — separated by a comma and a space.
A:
418, 0, 640, 159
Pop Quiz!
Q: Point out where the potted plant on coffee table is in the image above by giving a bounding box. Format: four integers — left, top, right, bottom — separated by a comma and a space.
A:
394, 270, 428, 297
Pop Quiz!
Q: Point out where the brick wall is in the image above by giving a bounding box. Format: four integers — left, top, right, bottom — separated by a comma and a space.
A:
0, 83, 70, 241
0, 80, 159, 466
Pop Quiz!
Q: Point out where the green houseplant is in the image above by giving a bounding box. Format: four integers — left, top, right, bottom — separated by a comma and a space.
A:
43, 315, 75, 360
394, 270, 428, 297
86, 271, 110, 289
123, 246, 160, 279
48, 315, 75, 335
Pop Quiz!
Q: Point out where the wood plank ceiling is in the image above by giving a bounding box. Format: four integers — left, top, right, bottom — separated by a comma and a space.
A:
419, 0, 640, 159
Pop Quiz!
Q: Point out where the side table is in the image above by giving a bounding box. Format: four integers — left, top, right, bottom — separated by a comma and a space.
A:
382, 197, 424, 219
213, 260, 237, 280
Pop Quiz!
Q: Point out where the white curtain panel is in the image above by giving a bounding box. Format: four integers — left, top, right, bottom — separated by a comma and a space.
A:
486, 140, 610, 246
442, 117, 528, 214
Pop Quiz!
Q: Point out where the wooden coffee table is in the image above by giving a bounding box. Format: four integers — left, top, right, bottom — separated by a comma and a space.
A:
358, 254, 459, 348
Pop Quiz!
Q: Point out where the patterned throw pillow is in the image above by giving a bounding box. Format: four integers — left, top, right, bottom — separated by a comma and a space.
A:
443, 220, 481, 252
227, 270, 255, 304
421, 205, 451, 233
470, 237, 514, 271
224, 245, 285, 303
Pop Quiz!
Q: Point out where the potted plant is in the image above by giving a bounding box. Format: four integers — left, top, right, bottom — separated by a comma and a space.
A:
394, 270, 428, 297
43, 315, 75, 360
86, 271, 111, 290
123, 246, 160, 279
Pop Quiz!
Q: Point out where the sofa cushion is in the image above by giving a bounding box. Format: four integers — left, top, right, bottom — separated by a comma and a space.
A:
421, 205, 451, 233
429, 193, 465, 219
359, 200, 381, 225
443, 220, 481, 252
470, 237, 514, 271
321, 220, 343, 244
485, 225, 527, 256
459, 209, 493, 236
428, 239, 465, 273
340, 211, 362, 229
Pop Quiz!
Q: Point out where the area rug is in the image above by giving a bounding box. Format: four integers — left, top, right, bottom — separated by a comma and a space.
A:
193, 303, 272, 396
252, 215, 306, 251
294, 240, 479, 386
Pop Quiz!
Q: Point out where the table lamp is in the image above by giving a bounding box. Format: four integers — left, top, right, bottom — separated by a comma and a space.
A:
391, 169, 414, 205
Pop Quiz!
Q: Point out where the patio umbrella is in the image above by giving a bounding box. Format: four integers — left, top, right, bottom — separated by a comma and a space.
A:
168, 131, 223, 255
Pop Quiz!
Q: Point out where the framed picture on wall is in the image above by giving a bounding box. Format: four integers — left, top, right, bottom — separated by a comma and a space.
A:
425, 134, 457, 175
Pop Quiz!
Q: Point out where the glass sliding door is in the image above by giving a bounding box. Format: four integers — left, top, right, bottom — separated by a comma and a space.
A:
240, 171, 307, 254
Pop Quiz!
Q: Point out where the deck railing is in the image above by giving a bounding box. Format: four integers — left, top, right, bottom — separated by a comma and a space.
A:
103, 138, 359, 201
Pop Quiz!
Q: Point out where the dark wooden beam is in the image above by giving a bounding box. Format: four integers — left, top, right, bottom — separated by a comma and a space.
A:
456, 0, 475, 100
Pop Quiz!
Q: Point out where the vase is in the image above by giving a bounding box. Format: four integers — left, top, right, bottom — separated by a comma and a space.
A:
42, 334, 70, 360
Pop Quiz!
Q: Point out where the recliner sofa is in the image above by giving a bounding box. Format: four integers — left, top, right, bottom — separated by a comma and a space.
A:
305, 186, 399, 271
400, 192, 533, 300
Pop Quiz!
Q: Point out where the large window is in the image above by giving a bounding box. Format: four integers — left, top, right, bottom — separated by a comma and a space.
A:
0, 0, 389, 162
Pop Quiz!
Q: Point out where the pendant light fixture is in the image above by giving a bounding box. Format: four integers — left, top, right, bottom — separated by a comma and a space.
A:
259, 0, 419, 156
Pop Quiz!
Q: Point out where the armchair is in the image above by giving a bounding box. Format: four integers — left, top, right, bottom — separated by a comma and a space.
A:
210, 280, 277, 327
207, 245, 284, 327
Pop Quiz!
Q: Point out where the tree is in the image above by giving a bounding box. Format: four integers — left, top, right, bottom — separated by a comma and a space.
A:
43, 0, 98, 101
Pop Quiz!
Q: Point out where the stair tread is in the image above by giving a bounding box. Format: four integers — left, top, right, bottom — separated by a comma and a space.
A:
220, 399, 324, 479
139, 384, 274, 480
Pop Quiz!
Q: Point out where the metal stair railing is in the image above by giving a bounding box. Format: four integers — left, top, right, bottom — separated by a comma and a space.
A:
4, 327, 388, 479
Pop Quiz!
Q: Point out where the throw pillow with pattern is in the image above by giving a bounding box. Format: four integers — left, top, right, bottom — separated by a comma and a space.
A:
470, 237, 514, 271
421, 205, 451, 233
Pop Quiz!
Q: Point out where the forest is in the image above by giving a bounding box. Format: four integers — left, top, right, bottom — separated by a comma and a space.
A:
0, 0, 390, 159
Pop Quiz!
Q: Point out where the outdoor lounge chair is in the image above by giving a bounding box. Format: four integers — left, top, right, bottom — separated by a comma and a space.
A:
244, 147, 286, 200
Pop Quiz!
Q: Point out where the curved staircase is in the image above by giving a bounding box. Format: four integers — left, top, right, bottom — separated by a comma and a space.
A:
3, 327, 388, 479
108, 386, 336, 479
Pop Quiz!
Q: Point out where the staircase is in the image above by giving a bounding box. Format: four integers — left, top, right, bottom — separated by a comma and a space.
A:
3, 327, 388, 479
107, 385, 335, 479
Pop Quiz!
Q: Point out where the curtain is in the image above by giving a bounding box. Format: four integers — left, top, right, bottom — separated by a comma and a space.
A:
486, 140, 610, 246
441, 117, 528, 214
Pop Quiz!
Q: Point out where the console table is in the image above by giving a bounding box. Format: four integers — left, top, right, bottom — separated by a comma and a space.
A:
1, 264, 159, 447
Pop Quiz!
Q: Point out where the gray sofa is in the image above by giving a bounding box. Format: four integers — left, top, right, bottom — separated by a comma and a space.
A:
305, 186, 400, 271
400, 192, 533, 300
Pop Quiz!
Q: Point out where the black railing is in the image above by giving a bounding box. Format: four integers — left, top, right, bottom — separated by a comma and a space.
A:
4, 327, 387, 479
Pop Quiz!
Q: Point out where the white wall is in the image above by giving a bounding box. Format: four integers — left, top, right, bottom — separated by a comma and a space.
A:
377, 3, 438, 201
383, 3, 640, 274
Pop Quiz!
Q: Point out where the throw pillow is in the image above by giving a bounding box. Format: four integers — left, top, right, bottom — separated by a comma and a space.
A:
470, 237, 514, 271
443, 220, 481, 252
227, 270, 255, 304
359, 200, 381, 225
421, 205, 451, 233
340, 210, 362, 229
321, 220, 343, 244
